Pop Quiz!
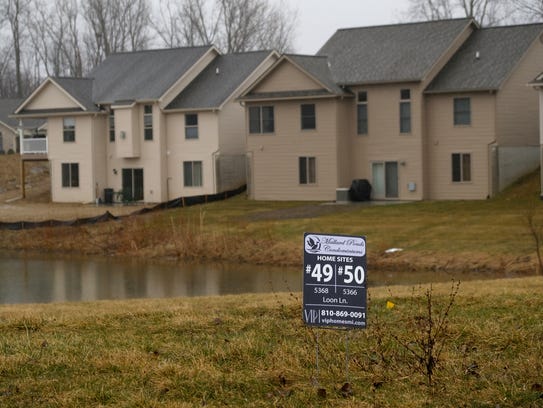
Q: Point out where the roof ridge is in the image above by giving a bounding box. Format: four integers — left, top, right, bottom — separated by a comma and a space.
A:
478, 22, 543, 30
108, 45, 213, 57
333, 17, 473, 33
286, 53, 327, 59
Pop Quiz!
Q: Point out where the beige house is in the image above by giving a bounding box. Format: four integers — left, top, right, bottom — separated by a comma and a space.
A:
13, 47, 278, 203
529, 72, 543, 198
241, 19, 543, 201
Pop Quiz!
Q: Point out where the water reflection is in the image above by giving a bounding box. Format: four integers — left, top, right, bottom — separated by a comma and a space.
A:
0, 256, 300, 304
0, 253, 534, 305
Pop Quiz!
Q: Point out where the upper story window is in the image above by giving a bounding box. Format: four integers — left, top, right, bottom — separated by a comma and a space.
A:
452, 153, 471, 182
357, 91, 368, 135
143, 104, 153, 140
109, 111, 115, 142
185, 114, 198, 139
183, 161, 203, 187
454, 97, 471, 126
301, 104, 316, 130
249, 106, 274, 134
61, 162, 79, 187
400, 89, 411, 134
63, 117, 75, 142
299, 156, 316, 185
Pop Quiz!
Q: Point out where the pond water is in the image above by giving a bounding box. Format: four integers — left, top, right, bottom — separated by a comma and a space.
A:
0, 252, 533, 304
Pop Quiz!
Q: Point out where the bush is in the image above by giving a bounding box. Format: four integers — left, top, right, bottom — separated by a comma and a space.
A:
0, 150, 5, 155
7, 149, 14, 154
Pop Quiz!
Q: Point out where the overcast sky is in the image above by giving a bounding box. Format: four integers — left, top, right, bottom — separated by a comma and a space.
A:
288, 0, 410, 54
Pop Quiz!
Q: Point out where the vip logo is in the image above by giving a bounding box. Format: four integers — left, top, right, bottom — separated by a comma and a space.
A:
304, 309, 320, 324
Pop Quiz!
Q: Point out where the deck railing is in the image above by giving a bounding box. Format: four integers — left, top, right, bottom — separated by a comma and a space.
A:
21, 137, 47, 155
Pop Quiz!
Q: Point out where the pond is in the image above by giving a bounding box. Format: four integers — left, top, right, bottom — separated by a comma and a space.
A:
0, 252, 533, 304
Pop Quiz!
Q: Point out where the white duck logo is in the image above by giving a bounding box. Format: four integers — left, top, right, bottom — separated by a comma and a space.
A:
305, 235, 321, 253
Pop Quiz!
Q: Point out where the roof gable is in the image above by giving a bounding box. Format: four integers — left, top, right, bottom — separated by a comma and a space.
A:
15, 77, 94, 115
426, 23, 543, 93
166, 50, 278, 111
91, 46, 216, 103
318, 18, 475, 85
240, 54, 350, 100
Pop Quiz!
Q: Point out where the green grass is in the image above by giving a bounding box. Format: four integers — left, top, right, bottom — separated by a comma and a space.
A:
1, 277, 542, 407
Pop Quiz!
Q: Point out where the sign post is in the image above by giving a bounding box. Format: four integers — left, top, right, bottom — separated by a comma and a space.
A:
303, 232, 367, 329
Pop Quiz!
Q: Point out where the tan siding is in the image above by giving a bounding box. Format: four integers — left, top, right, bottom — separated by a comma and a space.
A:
247, 98, 338, 201
349, 83, 425, 200
92, 117, 107, 202
426, 93, 496, 199
49, 116, 95, 203
166, 111, 219, 199
218, 101, 245, 154
114, 105, 141, 158
336, 98, 354, 188
496, 39, 543, 146
26, 82, 80, 110
253, 60, 322, 93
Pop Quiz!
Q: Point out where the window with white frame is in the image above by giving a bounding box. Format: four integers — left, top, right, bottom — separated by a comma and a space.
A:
400, 89, 411, 133
144, 104, 153, 140
249, 106, 274, 134
183, 161, 203, 187
454, 97, 471, 126
299, 156, 316, 185
357, 91, 368, 135
63, 117, 75, 142
109, 110, 115, 142
452, 153, 471, 182
185, 114, 198, 139
61, 163, 79, 187
301, 103, 316, 130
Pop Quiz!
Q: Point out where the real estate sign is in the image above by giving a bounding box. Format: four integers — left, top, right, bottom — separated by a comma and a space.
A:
303, 232, 367, 329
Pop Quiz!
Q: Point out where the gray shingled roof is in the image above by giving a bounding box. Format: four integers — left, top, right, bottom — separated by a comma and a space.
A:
91, 46, 214, 103
318, 18, 474, 85
52, 77, 98, 111
286, 55, 349, 95
426, 23, 543, 93
166, 51, 273, 110
0, 98, 45, 129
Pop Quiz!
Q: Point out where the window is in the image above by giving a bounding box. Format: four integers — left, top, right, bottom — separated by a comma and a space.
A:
183, 161, 203, 187
249, 106, 274, 134
144, 104, 153, 140
454, 97, 471, 125
185, 114, 198, 139
357, 91, 368, 135
109, 111, 115, 142
299, 157, 316, 185
301, 104, 316, 130
61, 163, 79, 187
400, 89, 411, 133
63, 118, 75, 142
452, 153, 471, 182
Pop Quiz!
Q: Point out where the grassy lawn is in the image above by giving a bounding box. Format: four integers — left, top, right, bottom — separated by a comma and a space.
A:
1, 169, 542, 274
1, 277, 542, 407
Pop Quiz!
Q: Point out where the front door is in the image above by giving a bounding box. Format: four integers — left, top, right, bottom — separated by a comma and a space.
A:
372, 161, 398, 199
122, 168, 144, 201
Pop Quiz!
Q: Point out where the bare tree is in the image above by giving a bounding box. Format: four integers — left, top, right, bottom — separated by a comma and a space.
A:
513, 0, 543, 22
152, 0, 297, 53
84, 0, 151, 69
0, 0, 29, 97
406, 0, 517, 26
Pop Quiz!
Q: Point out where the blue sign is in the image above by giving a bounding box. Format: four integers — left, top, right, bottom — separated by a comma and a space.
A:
303, 232, 367, 329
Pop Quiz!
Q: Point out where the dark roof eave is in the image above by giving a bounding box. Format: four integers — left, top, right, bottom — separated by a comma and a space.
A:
338, 78, 423, 87
239, 90, 352, 102
424, 87, 499, 95
13, 107, 104, 118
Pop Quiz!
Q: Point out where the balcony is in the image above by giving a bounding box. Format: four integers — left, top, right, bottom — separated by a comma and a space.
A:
21, 137, 48, 160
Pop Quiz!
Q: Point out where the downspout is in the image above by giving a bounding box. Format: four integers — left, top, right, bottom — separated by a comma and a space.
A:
212, 149, 220, 194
